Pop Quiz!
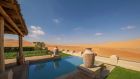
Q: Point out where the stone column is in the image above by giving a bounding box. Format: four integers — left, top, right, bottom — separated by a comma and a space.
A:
0, 16, 5, 73
17, 35, 25, 65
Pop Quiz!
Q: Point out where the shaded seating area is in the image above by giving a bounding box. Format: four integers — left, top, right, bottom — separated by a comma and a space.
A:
0, 0, 28, 79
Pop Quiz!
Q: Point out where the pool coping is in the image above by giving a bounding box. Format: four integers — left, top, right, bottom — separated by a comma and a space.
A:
5, 55, 61, 69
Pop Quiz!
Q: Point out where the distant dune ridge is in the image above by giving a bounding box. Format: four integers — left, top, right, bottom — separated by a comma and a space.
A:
97, 39, 140, 48
47, 38, 140, 62
4, 38, 34, 47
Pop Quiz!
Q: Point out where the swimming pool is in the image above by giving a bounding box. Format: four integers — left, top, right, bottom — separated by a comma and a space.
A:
28, 56, 83, 79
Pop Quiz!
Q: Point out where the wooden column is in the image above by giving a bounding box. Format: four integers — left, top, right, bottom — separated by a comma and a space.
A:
17, 35, 25, 65
0, 16, 5, 73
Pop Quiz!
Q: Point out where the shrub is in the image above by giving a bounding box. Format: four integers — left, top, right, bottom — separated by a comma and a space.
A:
4, 47, 35, 52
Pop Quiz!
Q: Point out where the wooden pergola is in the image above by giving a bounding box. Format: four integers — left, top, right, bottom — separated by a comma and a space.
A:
0, 0, 28, 73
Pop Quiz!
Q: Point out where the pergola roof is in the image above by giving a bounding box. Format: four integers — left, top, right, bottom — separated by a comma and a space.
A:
0, 0, 28, 36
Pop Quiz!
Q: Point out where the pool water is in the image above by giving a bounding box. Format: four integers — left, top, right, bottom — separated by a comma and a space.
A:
28, 56, 83, 79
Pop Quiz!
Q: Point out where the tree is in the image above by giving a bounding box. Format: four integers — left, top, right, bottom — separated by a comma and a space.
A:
33, 42, 46, 50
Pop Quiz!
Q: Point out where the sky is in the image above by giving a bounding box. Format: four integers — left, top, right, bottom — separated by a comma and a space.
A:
7, 0, 140, 44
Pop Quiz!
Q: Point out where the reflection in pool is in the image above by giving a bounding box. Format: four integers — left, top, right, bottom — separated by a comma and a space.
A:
28, 56, 83, 79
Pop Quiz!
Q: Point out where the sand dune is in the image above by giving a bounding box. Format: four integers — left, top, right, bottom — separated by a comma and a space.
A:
4, 38, 34, 47
47, 39, 140, 62
97, 39, 140, 48
48, 45, 140, 62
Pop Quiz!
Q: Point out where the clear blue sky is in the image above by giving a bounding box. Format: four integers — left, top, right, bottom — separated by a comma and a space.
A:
16, 0, 140, 44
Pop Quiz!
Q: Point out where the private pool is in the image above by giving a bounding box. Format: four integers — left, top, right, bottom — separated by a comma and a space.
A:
28, 56, 83, 79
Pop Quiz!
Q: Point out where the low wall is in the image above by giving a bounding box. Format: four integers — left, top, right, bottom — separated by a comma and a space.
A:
62, 51, 140, 71
95, 56, 140, 71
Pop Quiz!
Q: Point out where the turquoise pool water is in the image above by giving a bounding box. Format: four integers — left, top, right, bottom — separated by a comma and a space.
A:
28, 56, 83, 79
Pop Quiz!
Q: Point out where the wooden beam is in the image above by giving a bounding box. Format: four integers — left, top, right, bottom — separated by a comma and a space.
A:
5, 23, 18, 34
3, 2, 28, 35
0, 1, 16, 10
14, 6, 28, 35
17, 35, 25, 65
8, 0, 15, 4
0, 16, 5, 73
7, 13, 19, 20
3, 3, 28, 35
0, 6, 23, 36
5, 10, 21, 23
4, 31, 15, 34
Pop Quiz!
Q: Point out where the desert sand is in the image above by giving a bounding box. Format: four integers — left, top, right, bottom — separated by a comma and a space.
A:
4, 38, 34, 47
47, 39, 140, 62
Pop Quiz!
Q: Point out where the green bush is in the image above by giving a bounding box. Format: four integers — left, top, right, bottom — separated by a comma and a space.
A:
4, 50, 48, 59
4, 47, 35, 52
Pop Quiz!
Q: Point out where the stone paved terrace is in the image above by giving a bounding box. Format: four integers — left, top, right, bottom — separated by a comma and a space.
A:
56, 69, 94, 79
56, 63, 115, 79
